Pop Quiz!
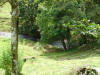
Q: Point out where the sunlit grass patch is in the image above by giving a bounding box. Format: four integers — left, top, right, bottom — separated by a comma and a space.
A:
0, 69, 5, 75
0, 18, 11, 32
0, 3, 11, 18
0, 3, 11, 32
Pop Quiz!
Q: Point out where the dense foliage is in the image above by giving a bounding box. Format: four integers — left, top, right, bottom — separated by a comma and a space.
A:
36, 0, 84, 42
36, 0, 99, 49
19, 0, 40, 39
18, 0, 100, 49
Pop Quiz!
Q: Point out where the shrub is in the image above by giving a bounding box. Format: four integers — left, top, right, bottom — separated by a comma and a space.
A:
69, 65, 100, 75
76, 66, 98, 75
79, 33, 97, 45
73, 19, 99, 45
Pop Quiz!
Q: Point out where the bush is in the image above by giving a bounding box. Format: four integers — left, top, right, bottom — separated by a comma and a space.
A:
73, 19, 99, 45
79, 33, 97, 45
0, 46, 23, 75
76, 66, 99, 75
69, 65, 100, 75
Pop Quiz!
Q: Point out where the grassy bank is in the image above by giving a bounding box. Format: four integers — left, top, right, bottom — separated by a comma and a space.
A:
0, 37, 100, 75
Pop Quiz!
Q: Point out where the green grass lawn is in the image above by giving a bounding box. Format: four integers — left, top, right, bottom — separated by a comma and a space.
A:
0, 3, 11, 32
0, 37, 100, 75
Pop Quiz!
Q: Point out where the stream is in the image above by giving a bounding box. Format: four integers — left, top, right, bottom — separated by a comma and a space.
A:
0, 31, 63, 48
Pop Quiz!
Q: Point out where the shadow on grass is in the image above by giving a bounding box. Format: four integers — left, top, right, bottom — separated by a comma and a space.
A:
0, 18, 10, 23
0, 18, 10, 19
41, 44, 100, 61
0, 18, 11, 32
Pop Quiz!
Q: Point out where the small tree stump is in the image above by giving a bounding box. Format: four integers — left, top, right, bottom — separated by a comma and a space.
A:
23, 56, 35, 62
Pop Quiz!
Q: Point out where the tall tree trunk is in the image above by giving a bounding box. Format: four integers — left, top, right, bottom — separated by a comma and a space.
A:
0, 0, 19, 75
10, 0, 19, 75
61, 39, 67, 51
65, 39, 70, 50
65, 27, 71, 50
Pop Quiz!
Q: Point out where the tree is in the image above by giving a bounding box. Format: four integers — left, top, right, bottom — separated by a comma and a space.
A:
36, 0, 85, 50
78, 0, 100, 24
19, 0, 41, 39
36, 0, 100, 50
72, 0, 100, 45
0, 0, 19, 75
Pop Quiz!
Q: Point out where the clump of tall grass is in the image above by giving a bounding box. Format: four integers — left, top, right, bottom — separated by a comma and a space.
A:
0, 46, 23, 75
